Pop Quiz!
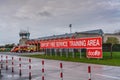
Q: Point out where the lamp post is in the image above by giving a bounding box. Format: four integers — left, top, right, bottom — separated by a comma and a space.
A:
69, 24, 72, 33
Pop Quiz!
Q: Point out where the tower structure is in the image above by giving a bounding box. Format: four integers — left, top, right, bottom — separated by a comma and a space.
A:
19, 30, 30, 46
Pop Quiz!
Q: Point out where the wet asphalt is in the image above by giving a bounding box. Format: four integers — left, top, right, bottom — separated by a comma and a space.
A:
0, 52, 120, 80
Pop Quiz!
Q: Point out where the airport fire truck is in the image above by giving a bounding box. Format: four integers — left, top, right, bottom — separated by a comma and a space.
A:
11, 45, 36, 53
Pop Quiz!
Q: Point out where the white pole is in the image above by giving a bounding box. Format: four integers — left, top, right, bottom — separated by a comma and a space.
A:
46, 49, 47, 56
60, 63, 63, 80
1, 55, 3, 68
66, 49, 68, 58
50, 49, 52, 56
0, 62, 1, 76
72, 49, 74, 58
55, 49, 57, 56
88, 66, 91, 80
79, 49, 82, 58
42, 60, 45, 80
60, 49, 62, 57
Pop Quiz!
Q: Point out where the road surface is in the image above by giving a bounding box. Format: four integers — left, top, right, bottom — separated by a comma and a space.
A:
0, 52, 120, 80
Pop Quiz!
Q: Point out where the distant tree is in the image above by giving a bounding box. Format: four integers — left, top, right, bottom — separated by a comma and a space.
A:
106, 37, 119, 44
4, 43, 15, 48
106, 37, 119, 58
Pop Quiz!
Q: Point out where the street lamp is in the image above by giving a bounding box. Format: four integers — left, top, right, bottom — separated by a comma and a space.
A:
69, 24, 72, 33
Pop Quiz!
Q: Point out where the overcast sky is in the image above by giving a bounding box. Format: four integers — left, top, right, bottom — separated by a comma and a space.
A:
0, 0, 120, 45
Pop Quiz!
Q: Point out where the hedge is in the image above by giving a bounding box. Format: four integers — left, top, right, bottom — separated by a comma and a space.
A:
102, 43, 120, 52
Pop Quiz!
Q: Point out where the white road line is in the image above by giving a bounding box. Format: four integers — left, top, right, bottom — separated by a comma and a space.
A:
96, 74, 120, 80
32, 77, 40, 80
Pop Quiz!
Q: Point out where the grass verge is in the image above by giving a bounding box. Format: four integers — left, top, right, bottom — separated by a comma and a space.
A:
22, 52, 120, 66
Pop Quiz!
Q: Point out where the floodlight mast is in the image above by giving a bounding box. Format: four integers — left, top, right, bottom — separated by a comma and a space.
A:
69, 24, 72, 33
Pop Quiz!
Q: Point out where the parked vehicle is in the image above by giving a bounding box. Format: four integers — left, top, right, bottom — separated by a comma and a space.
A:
11, 45, 36, 53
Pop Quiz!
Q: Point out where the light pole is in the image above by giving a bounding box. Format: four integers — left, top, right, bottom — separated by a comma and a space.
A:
69, 24, 72, 33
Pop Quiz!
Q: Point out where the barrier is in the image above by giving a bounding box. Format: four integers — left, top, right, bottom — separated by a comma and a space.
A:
0, 55, 94, 80
88, 66, 91, 80
29, 59, 32, 80
19, 58, 22, 76
12, 57, 14, 73
42, 60, 44, 80
1, 55, 3, 68
0, 61, 1, 76
60, 63, 63, 80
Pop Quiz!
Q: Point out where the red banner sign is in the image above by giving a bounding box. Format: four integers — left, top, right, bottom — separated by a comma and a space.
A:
40, 37, 102, 49
69, 37, 102, 48
40, 37, 102, 58
87, 49, 102, 58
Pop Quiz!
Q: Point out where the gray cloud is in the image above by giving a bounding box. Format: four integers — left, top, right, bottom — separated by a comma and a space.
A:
0, 0, 120, 45
38, 11, 52, 17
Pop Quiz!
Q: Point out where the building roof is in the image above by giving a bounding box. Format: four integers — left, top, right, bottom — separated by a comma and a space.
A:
80, 29, 104, 35
37, 33, 75, 40
30, 29, 104, 40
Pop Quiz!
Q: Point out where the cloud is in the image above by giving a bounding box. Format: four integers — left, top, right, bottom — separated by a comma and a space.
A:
38, 11, 52, 17
0, 0, 120, 45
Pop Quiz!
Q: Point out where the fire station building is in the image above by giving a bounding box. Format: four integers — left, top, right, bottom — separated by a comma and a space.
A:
19, 29, 120, 52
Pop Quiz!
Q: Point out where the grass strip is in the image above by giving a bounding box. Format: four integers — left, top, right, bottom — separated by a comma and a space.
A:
22, 52, 120, 66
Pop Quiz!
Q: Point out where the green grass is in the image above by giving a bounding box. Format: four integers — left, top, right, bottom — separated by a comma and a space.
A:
22, 52, 120, 66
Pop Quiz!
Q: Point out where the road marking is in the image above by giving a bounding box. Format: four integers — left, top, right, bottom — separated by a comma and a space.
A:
96, 74, 120, 80
32, 77, 41, 80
